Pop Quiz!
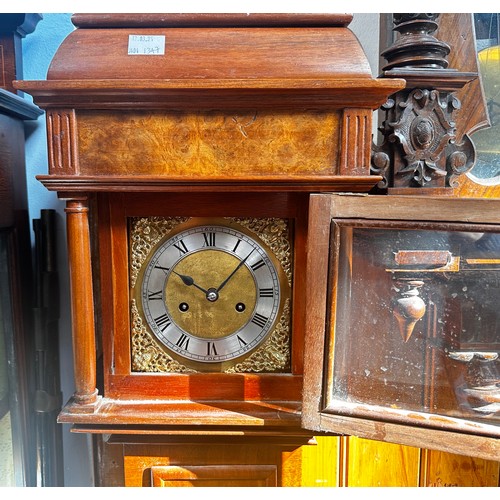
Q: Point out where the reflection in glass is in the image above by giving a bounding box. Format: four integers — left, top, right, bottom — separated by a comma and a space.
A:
0, 236, 18, 486
331, 222, 500, 428
470, 14, 500, 182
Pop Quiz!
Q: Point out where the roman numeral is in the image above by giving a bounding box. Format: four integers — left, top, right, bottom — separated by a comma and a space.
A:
173, 239, 188, 255
251, 313, 269, 329
250, 259, 265, 271
237, 335, 247, 347
259, 288, 274, 298
232, 239, 242, 253
206, 342, 218, 356
203, 232, 216, 247
147, 290, 163, 300
154, 264, 170, 273
154, 313, 171, 332
175, 333, 190, 351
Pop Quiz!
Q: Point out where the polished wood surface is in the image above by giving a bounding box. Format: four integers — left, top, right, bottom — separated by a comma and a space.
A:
64, 199, 98, 407
97, 434, 500, 486
71, 13, 353, 29
76, 110, 341, 177
437, 14, 489, 141
122, 438, 308, 487
46, 25, 372, 81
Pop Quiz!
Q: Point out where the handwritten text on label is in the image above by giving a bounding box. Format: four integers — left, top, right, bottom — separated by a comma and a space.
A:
128, 35, 165, 55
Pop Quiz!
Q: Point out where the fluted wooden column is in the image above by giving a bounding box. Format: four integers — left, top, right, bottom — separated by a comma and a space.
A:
65, 198, 98, 407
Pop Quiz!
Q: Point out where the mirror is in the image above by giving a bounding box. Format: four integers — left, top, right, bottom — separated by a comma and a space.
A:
470, 13, 500, 183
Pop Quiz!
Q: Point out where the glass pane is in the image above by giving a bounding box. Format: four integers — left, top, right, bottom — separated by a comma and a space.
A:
470, 14, 500, 183
330, 222, 500, 430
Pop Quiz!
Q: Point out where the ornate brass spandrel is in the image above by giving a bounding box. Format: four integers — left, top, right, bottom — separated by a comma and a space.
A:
129, 216, 189, 288
229, 217, 293, 286
225, 298, 291, 373
130, 299, 195, 373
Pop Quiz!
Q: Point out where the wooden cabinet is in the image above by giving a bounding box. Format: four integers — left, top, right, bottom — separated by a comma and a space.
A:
16, 12, 499, 486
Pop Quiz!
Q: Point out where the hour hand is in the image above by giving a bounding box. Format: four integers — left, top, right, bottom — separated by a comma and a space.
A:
172, 271, 209, 294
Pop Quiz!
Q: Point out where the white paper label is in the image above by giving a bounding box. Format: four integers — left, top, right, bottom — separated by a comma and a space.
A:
128, 35, 165, 55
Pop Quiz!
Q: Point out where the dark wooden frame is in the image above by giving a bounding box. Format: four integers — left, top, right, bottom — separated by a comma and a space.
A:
302, 193, 500, 461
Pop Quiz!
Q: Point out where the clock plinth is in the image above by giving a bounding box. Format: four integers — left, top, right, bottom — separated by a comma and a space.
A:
16, 15, 404, 481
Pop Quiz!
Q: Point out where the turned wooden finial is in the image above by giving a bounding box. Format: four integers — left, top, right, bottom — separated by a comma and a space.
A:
392, 279, 426, 342
381, 14, 450, 71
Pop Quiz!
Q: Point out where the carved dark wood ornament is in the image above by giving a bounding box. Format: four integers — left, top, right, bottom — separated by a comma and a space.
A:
373, 88, 476, 188
374, 13, 478, 193
381, 14, 449, 71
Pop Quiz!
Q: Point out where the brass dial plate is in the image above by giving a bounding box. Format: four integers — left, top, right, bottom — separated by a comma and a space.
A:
130, 217, 292, 373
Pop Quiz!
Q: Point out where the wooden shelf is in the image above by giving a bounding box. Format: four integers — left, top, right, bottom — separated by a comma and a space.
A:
58, 398, 303, 432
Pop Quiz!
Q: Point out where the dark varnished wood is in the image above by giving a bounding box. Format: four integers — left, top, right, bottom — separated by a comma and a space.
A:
0, 14, 41, 94
437, 14, 500, 199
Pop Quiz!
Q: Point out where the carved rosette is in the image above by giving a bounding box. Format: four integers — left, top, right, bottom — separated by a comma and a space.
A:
372, 89, 476, 189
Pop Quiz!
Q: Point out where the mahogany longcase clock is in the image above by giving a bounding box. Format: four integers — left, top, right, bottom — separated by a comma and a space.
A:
18, 13, 406, 485
17, 13, 500, 485
18, 13, 402, 431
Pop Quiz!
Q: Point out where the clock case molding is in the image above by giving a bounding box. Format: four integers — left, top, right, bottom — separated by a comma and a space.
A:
16, 13, 404, 435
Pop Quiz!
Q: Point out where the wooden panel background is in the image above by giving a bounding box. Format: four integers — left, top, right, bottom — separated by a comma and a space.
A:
115, 436, 499, 487
298, 437, 500, 487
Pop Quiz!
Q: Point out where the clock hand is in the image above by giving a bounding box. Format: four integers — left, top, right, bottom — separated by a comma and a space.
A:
172, 271, 209, 294
216, 249, 255, 293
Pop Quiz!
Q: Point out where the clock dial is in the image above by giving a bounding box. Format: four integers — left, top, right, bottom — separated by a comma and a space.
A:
135, 220, 289, 370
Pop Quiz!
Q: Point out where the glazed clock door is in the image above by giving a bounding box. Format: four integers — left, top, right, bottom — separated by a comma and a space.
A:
302, 193, 500, 461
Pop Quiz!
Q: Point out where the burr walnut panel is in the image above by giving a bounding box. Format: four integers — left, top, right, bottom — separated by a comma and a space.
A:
77, 110, 340, 177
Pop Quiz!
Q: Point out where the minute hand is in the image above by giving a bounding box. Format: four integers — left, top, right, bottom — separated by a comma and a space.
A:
216, 249, 255, 293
